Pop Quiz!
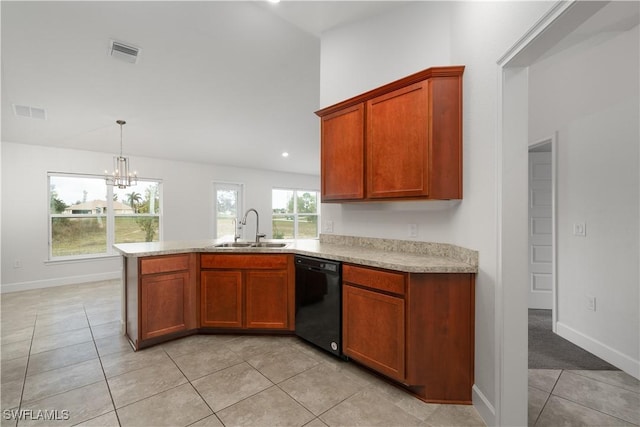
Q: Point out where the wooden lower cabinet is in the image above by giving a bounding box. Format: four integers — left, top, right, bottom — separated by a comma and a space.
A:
342, 263, 475, 404
126, 253, 197, 349
124, 251, 473, 404
405, 273, 475, 404
343, 284, 405, 381
201, 270, 243, 328
245, 270, 289, 329
200, 254, 294, 331
140, 272, 191, 340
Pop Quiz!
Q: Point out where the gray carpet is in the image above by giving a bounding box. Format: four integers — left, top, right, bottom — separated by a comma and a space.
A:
528, 309, 619, 370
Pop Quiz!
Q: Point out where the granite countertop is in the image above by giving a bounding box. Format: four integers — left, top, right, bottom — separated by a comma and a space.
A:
113, 234, 478, 274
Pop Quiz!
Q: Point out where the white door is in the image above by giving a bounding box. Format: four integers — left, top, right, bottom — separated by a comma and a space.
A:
214, 182, 243, 239
528, 149, 553, 309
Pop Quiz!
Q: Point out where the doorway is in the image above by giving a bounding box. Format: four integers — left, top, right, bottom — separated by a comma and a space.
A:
528, 138, 554, 314
496, 1, 621, 424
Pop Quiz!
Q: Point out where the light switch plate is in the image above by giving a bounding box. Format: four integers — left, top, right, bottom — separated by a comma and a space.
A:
573, 222, 586, 237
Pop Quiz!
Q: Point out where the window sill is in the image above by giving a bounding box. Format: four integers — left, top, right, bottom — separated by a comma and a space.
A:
45, 255, 122, 265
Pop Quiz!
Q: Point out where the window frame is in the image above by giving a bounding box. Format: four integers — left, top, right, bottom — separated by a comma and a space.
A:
47, 172, 163, 261
271, 188, 320, 240
213, 181, 244, 239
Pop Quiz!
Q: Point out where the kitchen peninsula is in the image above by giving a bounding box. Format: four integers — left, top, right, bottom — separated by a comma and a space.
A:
114, 234, 478, 404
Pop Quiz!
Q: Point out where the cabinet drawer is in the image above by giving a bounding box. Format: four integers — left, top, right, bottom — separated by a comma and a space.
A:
343, 264, 405, 296
140, 254, 191, 275
201, 254, 289, 269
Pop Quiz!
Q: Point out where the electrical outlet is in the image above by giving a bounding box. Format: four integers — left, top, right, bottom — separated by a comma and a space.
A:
408, 223, 418, 238
573, 222, 586, 237
324, 220, 334, 233
586, 294, 596, 311
13, 260, 22, 269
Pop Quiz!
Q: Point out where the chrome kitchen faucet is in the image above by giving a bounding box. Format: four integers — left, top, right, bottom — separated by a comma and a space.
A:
241, 208, 266, 243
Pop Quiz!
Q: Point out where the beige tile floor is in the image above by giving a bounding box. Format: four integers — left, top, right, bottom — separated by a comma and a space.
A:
0, 280, 637, 426
528, 368, 640, 426
0, 280, 483, 427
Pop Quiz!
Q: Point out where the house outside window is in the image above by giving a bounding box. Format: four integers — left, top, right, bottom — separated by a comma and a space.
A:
272, 188, 319, 239
49, 173, 162, 259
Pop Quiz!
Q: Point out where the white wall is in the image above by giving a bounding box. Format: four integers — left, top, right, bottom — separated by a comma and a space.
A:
319, 2, 451, 107
319, 1, 555, 423
0, 142, 319, 292
529, 26, 640, 374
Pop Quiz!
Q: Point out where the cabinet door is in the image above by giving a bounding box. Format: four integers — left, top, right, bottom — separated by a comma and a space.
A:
366, 81, 430, 199
140, 272, 190, 340
321, 104, 365, 201
245, 270, 289, 329
201, 270, 243, 328
343, 284, 405, 382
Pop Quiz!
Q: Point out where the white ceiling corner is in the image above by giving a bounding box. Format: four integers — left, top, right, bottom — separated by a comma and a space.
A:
0, 1, 406, 175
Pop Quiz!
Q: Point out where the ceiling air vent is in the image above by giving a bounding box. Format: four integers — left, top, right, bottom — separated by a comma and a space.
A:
13, 104, 46, 120
110, 41, 140, 64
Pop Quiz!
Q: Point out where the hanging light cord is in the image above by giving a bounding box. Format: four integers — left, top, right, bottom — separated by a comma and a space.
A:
117, 119, 126, 157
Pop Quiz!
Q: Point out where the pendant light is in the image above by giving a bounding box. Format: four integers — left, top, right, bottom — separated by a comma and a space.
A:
105, 119, 137, 188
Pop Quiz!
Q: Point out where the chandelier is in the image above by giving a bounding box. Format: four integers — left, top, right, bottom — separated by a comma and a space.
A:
105, 120, 137, 189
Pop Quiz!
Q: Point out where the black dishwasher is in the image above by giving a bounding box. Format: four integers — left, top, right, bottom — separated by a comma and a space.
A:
294, 255, 343, 357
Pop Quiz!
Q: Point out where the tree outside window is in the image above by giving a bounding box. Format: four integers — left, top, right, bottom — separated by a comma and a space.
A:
49, 174, 162, 259
114, 182, 161, 244
214, 183, 243, 239
272, 189, 319, 239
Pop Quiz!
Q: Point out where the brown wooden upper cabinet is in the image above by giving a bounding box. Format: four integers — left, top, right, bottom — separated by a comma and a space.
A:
316, 66, 464, 202
320, 104, 365, 200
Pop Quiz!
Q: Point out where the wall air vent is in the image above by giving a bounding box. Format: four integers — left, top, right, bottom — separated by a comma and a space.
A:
13, 104, 46, 120
110, 41, 140, 64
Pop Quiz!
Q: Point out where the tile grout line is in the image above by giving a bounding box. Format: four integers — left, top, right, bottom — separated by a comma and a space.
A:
565, 369, 640, 395
161, 345, 227, 426
269, 348, 354, 423
272, 366, 321, 420
543, 393, 639, 427
10, 308, 104, 420
548, 370, 639, 426
208, 357, 278, 417
165, 339, 325, 425
94, 334, 198, 412
84, 305, 123, 427
531, 368, 558, 427
22, 342, 98, 378
14, 312, 37, 423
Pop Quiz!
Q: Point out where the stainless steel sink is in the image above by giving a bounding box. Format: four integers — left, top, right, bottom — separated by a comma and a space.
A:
250, 242, 288, 248
213, 242, 253, 248
212, 242, 288, 248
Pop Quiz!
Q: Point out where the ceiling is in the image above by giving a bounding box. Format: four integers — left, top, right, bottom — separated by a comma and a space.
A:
1, 1, 407, 175
3, 2, 637, 176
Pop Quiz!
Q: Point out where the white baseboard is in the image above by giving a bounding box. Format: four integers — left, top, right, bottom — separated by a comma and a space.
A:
1, 271, 121, 293
473, 384, 496, 426
556, 321, 640, 380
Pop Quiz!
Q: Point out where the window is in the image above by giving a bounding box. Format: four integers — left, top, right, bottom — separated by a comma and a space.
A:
272, 189, 319, 239
113, 181, 161, 244
49, 173, 162, 259
214, 182, 243, 239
